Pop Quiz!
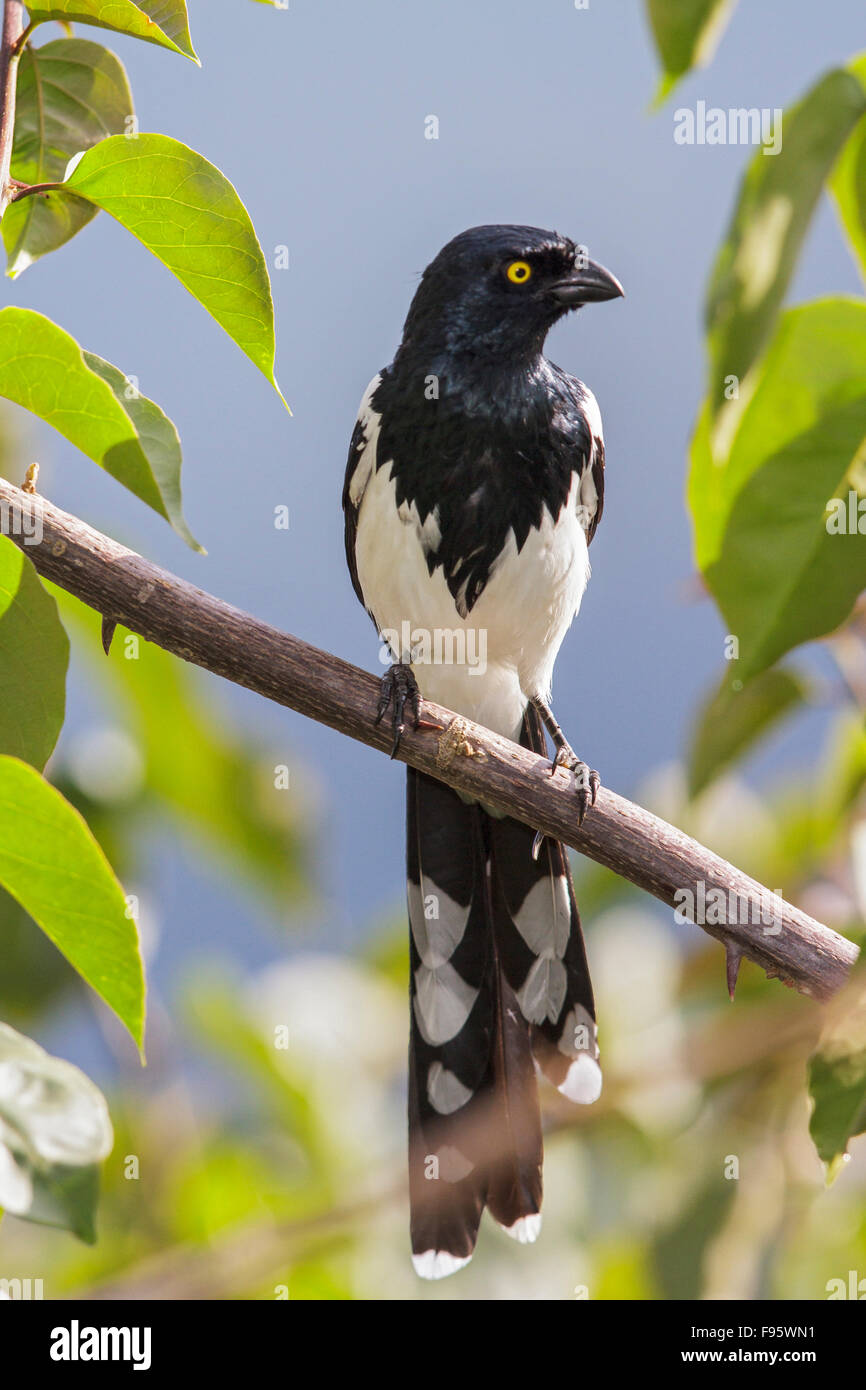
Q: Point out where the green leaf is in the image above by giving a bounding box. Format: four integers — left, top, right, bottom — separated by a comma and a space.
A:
0, 758, 145, 1053
808, 970, 866, 1174
0, 535, 68, 768
645, 0, 738, 104
3, 38, 134, 277
690, 299, 866, 683
830, 55, 866, 288
25, 1, 197, 62
82, 348, 204, 549
61, 134, 285, 403
55, 594, 308, 906
688, 665, 808, 798
704, 66, 866, 447
0, 307, 201, 549
26, 1162, 100, 1242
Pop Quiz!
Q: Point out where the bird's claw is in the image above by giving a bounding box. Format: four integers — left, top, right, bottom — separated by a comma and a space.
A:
550, 746, 600, 825
375, 663, 421, 758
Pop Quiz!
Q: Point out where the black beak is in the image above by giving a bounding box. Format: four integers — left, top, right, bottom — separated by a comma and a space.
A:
549, 258, 624, 306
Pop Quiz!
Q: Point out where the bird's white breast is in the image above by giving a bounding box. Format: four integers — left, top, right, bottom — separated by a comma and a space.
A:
351, 396, 593, 739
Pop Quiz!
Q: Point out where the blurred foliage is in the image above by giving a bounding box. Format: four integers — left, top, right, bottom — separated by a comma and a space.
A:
0, 858, 864, 1298
1, 0, 866, 1300
830, 53, 866, 286
1, 686, 864, 1297
701, 67, 866, 419
0, 535, 68, 768
685, 40, 866, 788
809, 966, 866, 1175
675, 9, 866, 1248
644, 0, 738, 105
687, 666, 809, 799
690, 302, 866, 687
51, 584, 309, 912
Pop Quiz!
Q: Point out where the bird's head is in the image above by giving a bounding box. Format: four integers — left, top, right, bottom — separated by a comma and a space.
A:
399, 224, 623, 362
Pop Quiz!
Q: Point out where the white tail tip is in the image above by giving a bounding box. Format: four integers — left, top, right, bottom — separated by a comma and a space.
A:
502, 1212, 543, 1244
412, 1249, 473, 1280
558, 1054, 603, 1104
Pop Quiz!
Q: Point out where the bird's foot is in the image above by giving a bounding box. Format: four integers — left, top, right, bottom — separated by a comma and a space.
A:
375, 663, 421, 758
550, 744, 600, 826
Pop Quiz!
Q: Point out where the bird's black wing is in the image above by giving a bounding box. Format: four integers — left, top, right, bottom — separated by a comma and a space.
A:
342, 413, 368, 609
552, 366, 605, 548
586, 433, 605, 547
343, 374, 386, 612
340, 422, 364, 608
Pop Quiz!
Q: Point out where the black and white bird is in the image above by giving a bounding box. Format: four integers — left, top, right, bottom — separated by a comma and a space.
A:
342, 224, 623, 1279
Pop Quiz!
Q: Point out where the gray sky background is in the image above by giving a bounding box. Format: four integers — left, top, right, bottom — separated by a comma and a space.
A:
11, 1, 865, 1067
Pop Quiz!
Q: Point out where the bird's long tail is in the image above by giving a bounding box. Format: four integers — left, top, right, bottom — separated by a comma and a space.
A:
406, 707, 601, 1279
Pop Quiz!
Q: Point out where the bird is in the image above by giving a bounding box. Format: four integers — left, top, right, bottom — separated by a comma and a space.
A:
342, 224, 623, 1279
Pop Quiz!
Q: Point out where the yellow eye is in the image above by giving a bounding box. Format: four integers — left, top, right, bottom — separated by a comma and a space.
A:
506, 260, 532, 284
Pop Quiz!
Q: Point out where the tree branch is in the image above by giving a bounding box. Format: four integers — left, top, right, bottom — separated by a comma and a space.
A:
0, 478, 857, 1000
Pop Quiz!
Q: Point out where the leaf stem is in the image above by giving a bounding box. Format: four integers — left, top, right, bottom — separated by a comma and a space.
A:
10, 17, 33, 56
10, 179, 63, 201
0, 0, 26, 221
